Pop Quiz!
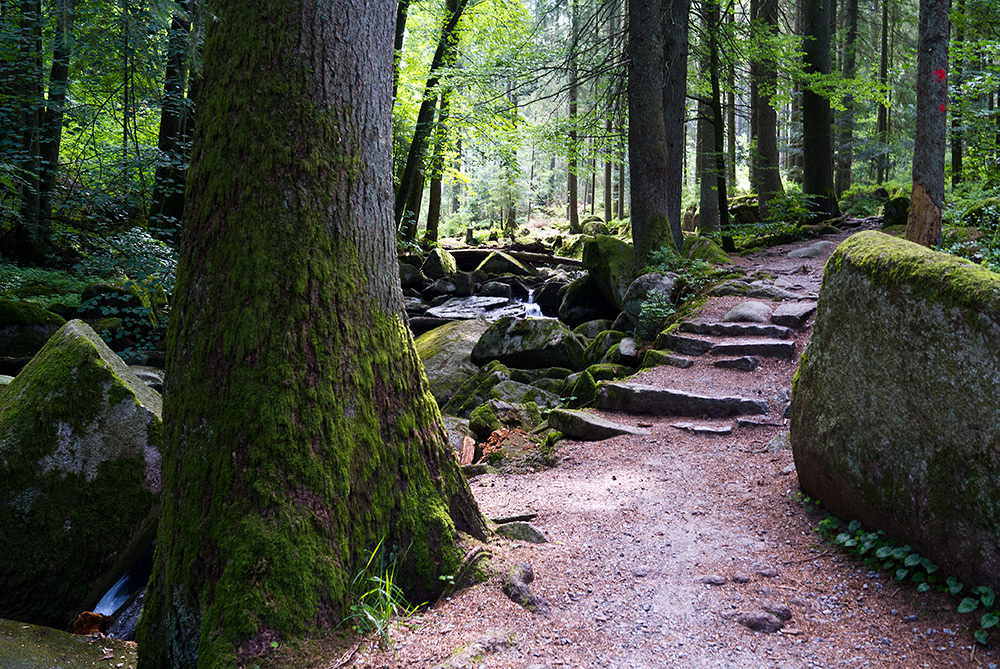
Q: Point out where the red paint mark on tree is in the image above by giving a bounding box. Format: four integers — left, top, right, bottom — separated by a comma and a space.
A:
940, 103, 946, 113
934, 68, 947, 81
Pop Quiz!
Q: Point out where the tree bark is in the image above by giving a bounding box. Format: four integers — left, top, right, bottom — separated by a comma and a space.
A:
568, 0, 581, 233
949, 0, 963, 188
698, 100, 721, 233
834, 0, 858, 197
39, 0, 73, 221
876, 0, 890, 183
135, 0, 486, 664
148, 13, 191, 245
801, 0, 840, 221
663, 0, 690, 243
756, 0, 784, 219
706, 0, 730, 228
392, 0, 411, 102
905, 0, 950, 247
630, 0, 677, 271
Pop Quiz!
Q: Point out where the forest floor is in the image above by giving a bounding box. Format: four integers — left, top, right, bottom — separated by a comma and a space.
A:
349, 224, 991, 669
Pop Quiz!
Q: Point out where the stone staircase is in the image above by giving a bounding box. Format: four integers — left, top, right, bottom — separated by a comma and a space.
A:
591, 299, 817, 427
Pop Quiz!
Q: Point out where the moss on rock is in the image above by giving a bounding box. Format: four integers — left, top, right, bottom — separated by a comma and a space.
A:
582, 235, 635, 310
0, 320, 162, 627
681, 236, 732, 265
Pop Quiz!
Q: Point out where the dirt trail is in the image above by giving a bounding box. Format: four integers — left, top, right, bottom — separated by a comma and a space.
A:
357, 227, 992, 669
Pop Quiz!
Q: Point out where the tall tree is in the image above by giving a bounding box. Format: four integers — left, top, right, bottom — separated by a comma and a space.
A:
834, 0, 858, 196
630, 0, 678, 270
663, 0, 690, 242
38, 0, 74, 221
801, 0, 840, 220
906, 0, 950, 246
135, 0, 486, 663
950, 0, 964, 188
756, 0, 784, 219
567, 0, 581, 234
876, 0, 890, 183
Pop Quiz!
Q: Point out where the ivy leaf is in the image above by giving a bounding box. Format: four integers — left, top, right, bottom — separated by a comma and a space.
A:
895, 568, 909, 581
875, 546, 893, 559
980, 588, 996, 608
947, 577, 964, 595
904, 553, 922, 567
982, 613, 1000, 629
917, 582, 931, 593
974, 629, 989, 645
958, 597, 980, 614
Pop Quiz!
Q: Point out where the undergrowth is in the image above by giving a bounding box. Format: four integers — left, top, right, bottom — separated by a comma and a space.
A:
798, 495, 999, 645
343, 538, 422, 647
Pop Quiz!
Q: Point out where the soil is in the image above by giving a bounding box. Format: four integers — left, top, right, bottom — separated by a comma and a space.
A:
352, 225, 994, 669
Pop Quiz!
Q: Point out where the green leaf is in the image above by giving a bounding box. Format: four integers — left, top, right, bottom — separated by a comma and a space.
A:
904, 553, 922, 567
917, 582, 931, 593
895, 568, 909, 581
875, 546, 893, 559
911, 571, 926, 583
981, 613, 999, 629
959, 597, 980, 613
947, 577, 964, 595
980, 587, 996, 608
974, 629, 989, 645
847, 520, 861, 532
834, 532, 851, 545
891, 546, 909, 560
921, 558, 938, 573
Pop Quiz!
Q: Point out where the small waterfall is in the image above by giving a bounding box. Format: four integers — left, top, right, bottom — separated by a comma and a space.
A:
94, 572, 131, 615
523, 289, 543, 318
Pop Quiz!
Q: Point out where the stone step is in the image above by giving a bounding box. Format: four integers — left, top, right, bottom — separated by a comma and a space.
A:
771, 301, 817, 329
670, 421, 734, 435
710, 339, 796, 359
596, 382, 769, 418
713, 356, 759, 371
547, 408, 651, 441
679, 321, 793, 340
655, 333, 713, 356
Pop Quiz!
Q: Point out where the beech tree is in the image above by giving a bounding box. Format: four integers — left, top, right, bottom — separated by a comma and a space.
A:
906, 0, 950, 246
134, 0, 486, 664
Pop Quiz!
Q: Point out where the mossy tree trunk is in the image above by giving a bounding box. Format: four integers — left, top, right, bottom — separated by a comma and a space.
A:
135, 0, 487, 666
905, 0, 949, 247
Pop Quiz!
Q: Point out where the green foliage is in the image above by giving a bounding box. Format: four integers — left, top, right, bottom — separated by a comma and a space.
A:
636, 289, 675, 341
0, 261, 100, 308
802, 501, 1000, 646
344, 538, 422, 647
837, 181, 906, 217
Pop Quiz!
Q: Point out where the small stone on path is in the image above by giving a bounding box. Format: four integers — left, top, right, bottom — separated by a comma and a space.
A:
671, 422, 733, 435
735, 610, 784, 633
766, 432, 791, 452
771, 301, 817, 328
722, 301, 772, 323
697, 574, 727, 586
762, 601, 793, 621
714, 356, 759, 371
495, 521, 548, 544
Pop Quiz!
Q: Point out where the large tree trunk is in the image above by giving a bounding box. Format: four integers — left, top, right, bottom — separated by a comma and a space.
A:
801, 0, 840, 221
392, 0, 411, 102
698, 100, 721, 233
756, 0, 784, 219
38, 0, 73, 221
135, 0, 486, 664
663, 0, 690, 244
148, 13, 191, 245
568, 0, 581, 234
950, 0, 963, 188
905, 0, 950, 247
706, 0, 730, 228
834, 0, 858, 197
630, 0, 677, 271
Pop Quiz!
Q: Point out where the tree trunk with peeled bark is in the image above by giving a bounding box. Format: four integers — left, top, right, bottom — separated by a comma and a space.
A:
906, 0, 950, 247
135, 0, 486, 664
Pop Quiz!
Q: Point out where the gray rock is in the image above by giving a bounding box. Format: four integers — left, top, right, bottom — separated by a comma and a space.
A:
0, 374, 15, 393
0, 320, 162, 627
473, 316, 586, 370
495, 521, 548, 543
791, 231, 1000, 593
582, 235, 635, 310
442, 360, 513, 418
422, 278, 458, 298
422, 247, 458, 279
655, 332, 713, 356
787, 240, 836, 259
746, 282, 802, 300
558, 274, 617, 328
480, 281, 513, 299
722, 301, 772, 323
424, 296, 509, 320
766, 432, 791, 452
761, 601, 793, 621
573, 319, 615, 340
736, 610, 784, 633
502, 562, 549, 615
440, 416, 474, 459
681, 321, 792, 339
640, 350, 694, 370
714, 356, 759, 371
129, 365, 164, 393
399, 262, 426, 289
584, 330, 626, 367
0, 299, 66, 374
432, 632, 515, 669
547, 408, 651, 441
708, 280, 752, 297
415, 320, 491, 406
710, 338, 795, 359
670, 422, 733, 435
408, 316, 452, 336
622, 272, 678, 335
605, 336, 641, 366
697, 574, 727, 585
490, 380, 561, 410
534, 279, 568, 317
597, 382, 769, 417
771, 301, 818, 328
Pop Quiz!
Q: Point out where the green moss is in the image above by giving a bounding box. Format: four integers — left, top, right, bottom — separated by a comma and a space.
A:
568, 371, 597, 408
583, 330, 626, 367
0, 618, 139, 667
830, 231, 1000, 314
0, 298, 66, 327
582, 234, 636, 309
584, 363, 629, 381
442, 361, 512, 417
469, 402, 501, 437
681, 236, 732, 265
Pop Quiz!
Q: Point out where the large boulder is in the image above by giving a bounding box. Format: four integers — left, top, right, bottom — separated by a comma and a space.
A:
415, 319, 491, 406
622, 272, 678, 338
475, 251, 537, 278
582, 235, 635, 311
0, 618, 138, 667
442, 360, 513, 418
472, 316, 586, 371
0, 320, 162, 627
558, 274, 617, 328
421, 247, 458, 279
0, 299, 66, 375
791, 231, 1000, 592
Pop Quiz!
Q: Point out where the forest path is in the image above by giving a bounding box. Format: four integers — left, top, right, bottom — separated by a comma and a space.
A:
358, 225, 987, 669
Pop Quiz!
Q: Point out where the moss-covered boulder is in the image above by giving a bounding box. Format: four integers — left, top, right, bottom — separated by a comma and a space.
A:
490, 379, 561, 410
557, 275, 618, 327
582, 235, 635, 311
790, 231, 1000, 592
0, 299, 66, 374
682, 235, 732, 264
583, 330, 627, 366
472, 316, 586, 371
881, 196, 909, 228
441, 360, 512, 418
415, 319, 491, 406
421, 247, 458, 279
622, 273, 678, 337
0, 320, 162, 627
0, 617, 138, 667
475, 251, 537, 278
468, 400, 543, 440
